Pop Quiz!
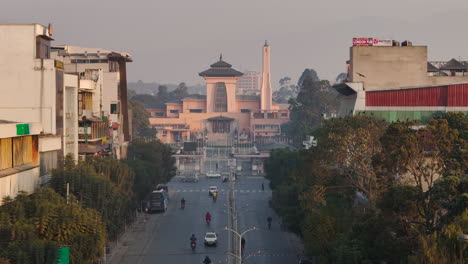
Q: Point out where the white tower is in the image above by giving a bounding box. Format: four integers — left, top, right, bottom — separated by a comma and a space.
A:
260, 41, 272, 110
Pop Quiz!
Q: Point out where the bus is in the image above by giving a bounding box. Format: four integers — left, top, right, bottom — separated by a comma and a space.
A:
148, 189, 168, 212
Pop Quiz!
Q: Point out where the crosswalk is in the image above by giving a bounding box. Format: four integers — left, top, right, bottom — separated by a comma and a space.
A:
170, 189, 271, 193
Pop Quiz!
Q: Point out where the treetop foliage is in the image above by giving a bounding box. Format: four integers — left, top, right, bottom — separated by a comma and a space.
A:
266, 112, 468, 263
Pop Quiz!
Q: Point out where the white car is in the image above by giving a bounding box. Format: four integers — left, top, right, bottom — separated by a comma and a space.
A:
206, 171, 221, 179
204, 232, 218, 246
209, 186, 218, 196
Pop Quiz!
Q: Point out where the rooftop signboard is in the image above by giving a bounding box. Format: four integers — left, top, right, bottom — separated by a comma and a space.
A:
352, 38, 393, 47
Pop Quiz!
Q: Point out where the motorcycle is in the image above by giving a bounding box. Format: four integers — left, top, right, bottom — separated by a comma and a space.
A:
206, 218, 211, 225
181, 202, 185, 209
212, 195, 217, 203
191, 241, 196, 251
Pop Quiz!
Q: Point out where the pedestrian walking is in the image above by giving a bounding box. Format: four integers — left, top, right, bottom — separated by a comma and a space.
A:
267, 216, 272, 230
261, 183, 264, 191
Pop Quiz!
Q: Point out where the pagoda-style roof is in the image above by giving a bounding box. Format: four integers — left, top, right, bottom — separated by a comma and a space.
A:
440, 59, 467, 71
210, 60, 232, 68
207, 116, 235, 121
427, 62, 439, 72
199, 55, 243, 77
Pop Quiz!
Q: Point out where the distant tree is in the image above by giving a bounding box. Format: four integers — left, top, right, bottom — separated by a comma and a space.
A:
335, 72, 347, 84
157, 85, 169, 102
128, 89, 137, 99
297, 68, 319, 87
285, 69, 340, 145
131, 94, 161, 109
169, 82, 189, 100
273, 76, 297, 103
129, 100, 156, 138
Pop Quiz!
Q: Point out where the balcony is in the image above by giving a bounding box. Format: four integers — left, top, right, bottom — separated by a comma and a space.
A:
79, 79, 96, 91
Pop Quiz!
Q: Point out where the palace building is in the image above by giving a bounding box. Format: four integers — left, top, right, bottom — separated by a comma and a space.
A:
148, 42, 290, 146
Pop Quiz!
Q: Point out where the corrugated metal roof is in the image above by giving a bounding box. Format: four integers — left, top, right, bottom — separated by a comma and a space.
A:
366, 83, 468, 107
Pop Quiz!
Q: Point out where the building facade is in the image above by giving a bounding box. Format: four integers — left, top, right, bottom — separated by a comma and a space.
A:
0, 24, 79, 183
52, 45, 132, 159
236, 71, 261, 95
150, 43, 290, 145
150, 43, 290, 175
335, 41, 468, 122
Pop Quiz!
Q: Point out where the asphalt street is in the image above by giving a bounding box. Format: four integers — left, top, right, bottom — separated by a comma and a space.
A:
235, 177, 299, 264
116, 175, 300, 264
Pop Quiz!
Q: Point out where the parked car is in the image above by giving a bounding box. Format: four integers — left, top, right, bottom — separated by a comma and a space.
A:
298, 260, 313, 264
209, 186, 218, 196
206, 171, 221, 179
204, 232, 218, 246
182, 173, 199, 182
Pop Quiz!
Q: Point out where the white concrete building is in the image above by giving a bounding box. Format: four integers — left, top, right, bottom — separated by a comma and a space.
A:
0, 24, 76, 181
0, 121, 42, 205
52, 45, 132, 159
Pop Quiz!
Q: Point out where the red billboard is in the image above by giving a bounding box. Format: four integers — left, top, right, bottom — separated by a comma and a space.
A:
353, 38, 393, 46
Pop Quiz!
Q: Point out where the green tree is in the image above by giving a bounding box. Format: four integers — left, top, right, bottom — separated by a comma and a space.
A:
129, 100, 156, 138
50, 157, 134, 240
157, 85, 169, 101
285, 69, 339, 145
127, 140, 176, 202
0, 189, 106, 264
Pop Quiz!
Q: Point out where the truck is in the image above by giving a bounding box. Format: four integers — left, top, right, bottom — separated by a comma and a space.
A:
148, 189, 168, 213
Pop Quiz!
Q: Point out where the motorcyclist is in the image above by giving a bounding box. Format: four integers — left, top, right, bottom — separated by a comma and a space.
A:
181, 198, 186, 207
205, 212, 212, 222
190, 234, 197, 243
203, 256, 212, 264
212, 191, 217, 201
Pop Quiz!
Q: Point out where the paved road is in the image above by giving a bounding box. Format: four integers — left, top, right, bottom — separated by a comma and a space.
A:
235, 177, 299, 264
115, 176, 301, 264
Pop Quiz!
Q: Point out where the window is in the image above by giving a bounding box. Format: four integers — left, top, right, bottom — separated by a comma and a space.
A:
13, 136, 33, 167
212, 121, 230, 133
214, 82, 227, 112
110, 103, 119, 114
109, 61, 119, 72
1, 136, 38, 171
253, 113, 264, 118
156, 112, 164, 117
189, 109, 202, 113
0, 138, 12, 170
281, 113, 288, 117
36, 37, 50, 59
241, 109, 251, 113
40, 150, 58, 176
170, 110, 179, 114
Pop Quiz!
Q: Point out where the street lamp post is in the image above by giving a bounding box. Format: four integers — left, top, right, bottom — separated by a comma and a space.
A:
224, 226, 257, 264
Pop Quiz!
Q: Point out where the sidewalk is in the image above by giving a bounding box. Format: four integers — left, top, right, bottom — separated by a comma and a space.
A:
105, 213, 150, 264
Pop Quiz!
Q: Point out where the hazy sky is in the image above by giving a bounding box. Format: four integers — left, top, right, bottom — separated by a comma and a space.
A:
3, 0, 468, 89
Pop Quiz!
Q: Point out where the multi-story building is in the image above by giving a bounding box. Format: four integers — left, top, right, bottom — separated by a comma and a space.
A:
0, 24, 78, 185
52, 46, 132, 159
334, 40, 468, 122
150, 43, 289, 145
149, 42, 290, 175
0, 121, 43, 205
236, 71, 261, 95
